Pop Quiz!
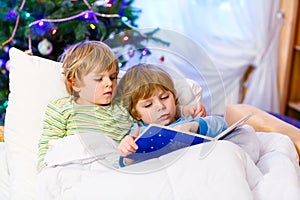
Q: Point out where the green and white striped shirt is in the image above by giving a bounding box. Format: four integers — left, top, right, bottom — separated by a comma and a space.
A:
38, 96, 135, 170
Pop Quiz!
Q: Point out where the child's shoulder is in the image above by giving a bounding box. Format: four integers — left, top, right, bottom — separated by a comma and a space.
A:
47, 96, 73, 109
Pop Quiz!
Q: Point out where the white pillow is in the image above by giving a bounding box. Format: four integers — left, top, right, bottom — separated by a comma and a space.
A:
4, 48, 203, 200
5, 48, 67, 200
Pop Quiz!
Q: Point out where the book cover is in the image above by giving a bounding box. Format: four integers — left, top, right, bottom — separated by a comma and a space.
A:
125, 113, 252, 162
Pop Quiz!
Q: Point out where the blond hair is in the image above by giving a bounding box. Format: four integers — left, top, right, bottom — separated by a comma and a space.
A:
59, 41, 118, 95
116, 64, 177, 119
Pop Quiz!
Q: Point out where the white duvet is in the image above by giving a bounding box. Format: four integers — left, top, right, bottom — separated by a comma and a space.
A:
36, 131, 300, 200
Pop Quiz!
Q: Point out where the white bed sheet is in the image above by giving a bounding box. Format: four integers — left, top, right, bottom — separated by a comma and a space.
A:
38, 140, 259, 200
35, 131, 300, 200
1, 131, 300, 200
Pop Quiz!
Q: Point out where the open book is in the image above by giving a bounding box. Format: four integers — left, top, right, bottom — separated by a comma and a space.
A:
125, 113, 252, 162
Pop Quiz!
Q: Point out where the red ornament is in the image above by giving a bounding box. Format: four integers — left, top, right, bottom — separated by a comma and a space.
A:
160, 56, 165, 62
51, 28, 58, 35
122, 35, 129, 43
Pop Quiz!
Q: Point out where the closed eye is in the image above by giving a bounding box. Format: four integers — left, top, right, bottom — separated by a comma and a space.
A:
110, 76, 117, 81
144, 103, 152, 108
94, 77, 103, 82
161, 94, 169, 100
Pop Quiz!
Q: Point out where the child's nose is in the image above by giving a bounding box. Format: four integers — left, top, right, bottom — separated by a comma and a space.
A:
104, 77, 112, 87
155, 100, 165, 110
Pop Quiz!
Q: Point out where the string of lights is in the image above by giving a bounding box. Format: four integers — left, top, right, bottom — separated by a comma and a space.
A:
27, 9, 121, 53
1, 0, 136, 55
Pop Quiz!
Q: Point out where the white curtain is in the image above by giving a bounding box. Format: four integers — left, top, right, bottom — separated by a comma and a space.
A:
132, 0, 282, 113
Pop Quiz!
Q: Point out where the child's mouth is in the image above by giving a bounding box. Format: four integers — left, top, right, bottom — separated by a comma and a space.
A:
160, 113, 169, 120
103, 91, 112, 96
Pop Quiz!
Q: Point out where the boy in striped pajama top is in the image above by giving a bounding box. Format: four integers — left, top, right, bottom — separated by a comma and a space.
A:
37, 41, 135, 171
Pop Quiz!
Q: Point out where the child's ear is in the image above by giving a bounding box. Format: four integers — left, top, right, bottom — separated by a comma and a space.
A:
70, 80, 81, 92
72, 85, 81, 92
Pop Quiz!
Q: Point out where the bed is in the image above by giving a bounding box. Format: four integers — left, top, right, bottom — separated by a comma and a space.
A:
0, 47, 300, 200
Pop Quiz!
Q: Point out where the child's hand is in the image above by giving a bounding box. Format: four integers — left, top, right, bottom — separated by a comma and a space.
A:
182, 104, 207, 118
118, 127, 139, 157
173, 121, 199, 133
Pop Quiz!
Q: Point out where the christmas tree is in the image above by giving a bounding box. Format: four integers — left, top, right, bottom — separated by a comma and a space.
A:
0, 0, 167, 125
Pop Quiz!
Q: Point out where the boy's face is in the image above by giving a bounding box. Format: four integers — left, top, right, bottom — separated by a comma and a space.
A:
135, 89, 177, 125
73, 66, 118, 106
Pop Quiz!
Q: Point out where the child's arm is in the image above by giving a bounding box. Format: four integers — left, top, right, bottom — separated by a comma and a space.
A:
196, 116, 228, 137
118, 128, 139, 166
37, 103, 66, 171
